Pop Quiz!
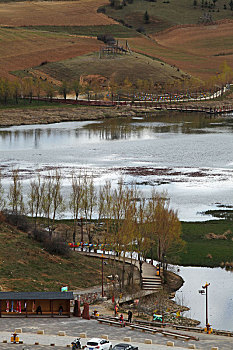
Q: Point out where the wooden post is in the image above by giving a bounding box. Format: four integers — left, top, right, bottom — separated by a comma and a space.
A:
51, 300, 54, 317
26, 300, 28, 318
67, 300, 70, 318
0, 300, 2, 318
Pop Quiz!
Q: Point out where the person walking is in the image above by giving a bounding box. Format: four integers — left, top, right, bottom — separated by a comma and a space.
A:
127, 310, 132, 323
114, 304, 119, 317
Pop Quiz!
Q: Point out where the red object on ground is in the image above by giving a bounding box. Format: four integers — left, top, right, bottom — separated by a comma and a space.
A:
82, 303, 90, 320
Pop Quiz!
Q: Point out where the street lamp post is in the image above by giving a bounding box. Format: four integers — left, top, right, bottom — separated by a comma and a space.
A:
199, 282, 210, 333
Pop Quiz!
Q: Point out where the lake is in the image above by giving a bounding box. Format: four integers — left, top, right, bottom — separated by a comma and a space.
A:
1, 111, 233, 221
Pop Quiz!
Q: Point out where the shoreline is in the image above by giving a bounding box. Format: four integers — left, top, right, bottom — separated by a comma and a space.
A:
0, 99, 233, 127
0, 106, 138, 128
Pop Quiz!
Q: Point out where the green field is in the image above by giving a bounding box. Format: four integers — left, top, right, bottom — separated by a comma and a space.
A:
0, 99, 64, 110
105, 0, 233, 34
179, 220, 233, 267
22, 25, 139, 38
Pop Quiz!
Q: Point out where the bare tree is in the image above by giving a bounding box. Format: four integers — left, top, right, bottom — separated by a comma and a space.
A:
69, 171, 83, 245
41, 170, 64, 237
28, 173, 44, 229
51, 169, 64, 233
8, 169, 24, 216
0, 170, 5, 210
81, 173, 97, 248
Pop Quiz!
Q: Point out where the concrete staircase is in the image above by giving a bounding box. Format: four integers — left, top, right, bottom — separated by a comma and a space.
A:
141, 276, 162, 290
141, 262, 162, 291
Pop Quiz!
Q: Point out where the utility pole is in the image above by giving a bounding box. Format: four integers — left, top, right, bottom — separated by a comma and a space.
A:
80, 217, 83, 251
199, 282, 211, 333
101, 254, 104, 297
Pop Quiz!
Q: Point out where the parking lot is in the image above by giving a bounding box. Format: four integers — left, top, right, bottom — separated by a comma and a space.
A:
0, 317, 232, 349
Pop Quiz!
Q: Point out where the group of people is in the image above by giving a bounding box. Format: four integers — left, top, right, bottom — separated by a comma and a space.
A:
114, 304, 133, 323
35, 305, 63, 315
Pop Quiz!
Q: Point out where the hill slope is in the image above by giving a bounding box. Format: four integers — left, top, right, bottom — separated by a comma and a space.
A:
0, 221, 110, 292
31, 51, 185, 85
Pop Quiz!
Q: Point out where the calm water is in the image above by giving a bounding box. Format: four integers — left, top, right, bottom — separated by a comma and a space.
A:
174, 265, 233, 331
1, 112, 233, 220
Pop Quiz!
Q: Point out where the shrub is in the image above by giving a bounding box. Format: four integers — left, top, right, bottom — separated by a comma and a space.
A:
44, 237, 70, 257
137, 26, 145, 33
32, 228, 48, 243
4, 211, 30, 232
97, 6, 106, 13
97, 34, 116, 45
39, 61, 48, 66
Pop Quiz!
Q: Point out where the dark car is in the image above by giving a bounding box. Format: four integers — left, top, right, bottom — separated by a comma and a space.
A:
112, 344, 138, 350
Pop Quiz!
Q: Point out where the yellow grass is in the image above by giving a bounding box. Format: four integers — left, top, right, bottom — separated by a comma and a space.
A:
0, 0, 115, 26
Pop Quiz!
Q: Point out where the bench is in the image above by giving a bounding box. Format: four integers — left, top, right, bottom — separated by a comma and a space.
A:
162, 331, 192, 341
172, 325, 204, 333
135, 320, 166, 328
129, 324, 159, 334
213, 330, 233, 337
98, 318, 124, 327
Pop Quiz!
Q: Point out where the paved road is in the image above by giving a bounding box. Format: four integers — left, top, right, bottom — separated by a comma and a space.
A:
0, 317, 232, 349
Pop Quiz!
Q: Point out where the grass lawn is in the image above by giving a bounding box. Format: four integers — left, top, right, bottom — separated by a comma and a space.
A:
0, 99, 66, 110
179, 220, 233, 267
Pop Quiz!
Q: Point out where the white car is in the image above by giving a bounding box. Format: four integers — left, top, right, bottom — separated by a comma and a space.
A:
86, 338, 112, 350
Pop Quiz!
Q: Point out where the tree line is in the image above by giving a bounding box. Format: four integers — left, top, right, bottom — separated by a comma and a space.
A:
1, 60, 232, 106
0, 169, 185, 289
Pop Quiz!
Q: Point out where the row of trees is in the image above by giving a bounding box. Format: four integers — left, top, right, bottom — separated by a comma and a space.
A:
0, 77, 87, 104
1, 60, 232, 105
0, 170, 185, 288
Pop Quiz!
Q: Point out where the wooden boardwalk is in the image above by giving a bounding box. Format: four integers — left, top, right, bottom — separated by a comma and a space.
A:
34, 97, 233, 115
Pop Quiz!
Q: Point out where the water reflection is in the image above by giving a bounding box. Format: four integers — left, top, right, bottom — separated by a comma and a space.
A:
1, 112, 233, 150
86, 112, 233, 138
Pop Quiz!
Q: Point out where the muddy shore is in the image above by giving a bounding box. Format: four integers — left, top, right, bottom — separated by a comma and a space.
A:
0, 106, 138, 127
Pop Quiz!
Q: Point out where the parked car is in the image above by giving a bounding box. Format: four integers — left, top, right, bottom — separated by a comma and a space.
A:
112, 344, 138, 350
85, 338, 112, 350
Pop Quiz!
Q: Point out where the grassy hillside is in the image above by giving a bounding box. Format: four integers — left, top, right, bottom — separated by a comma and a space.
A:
31, 51, 185, 85
105, 0, 233, 34
0, 221, 112, 292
